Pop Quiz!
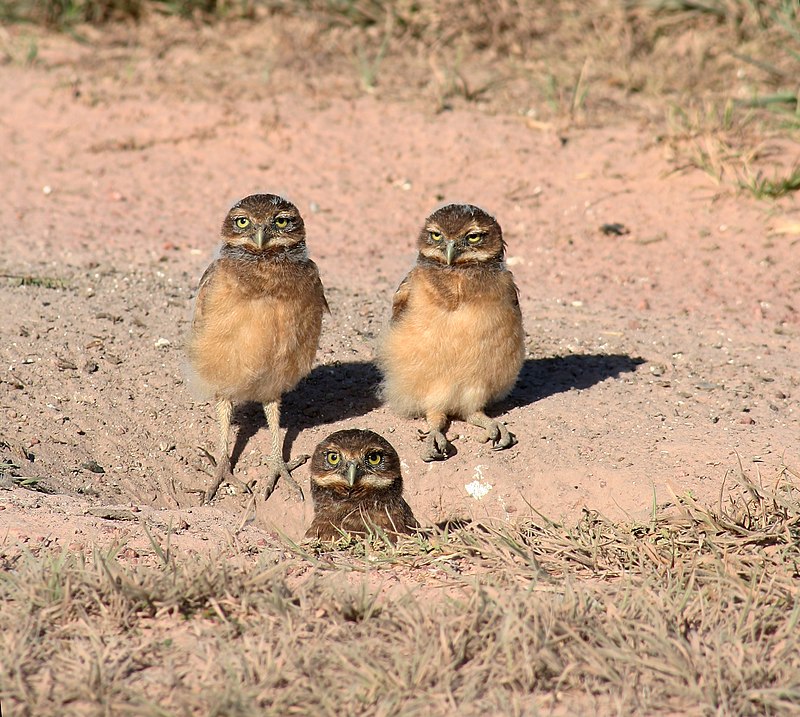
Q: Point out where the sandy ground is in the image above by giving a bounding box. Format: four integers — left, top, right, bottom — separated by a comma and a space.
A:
1, 19, 799, 561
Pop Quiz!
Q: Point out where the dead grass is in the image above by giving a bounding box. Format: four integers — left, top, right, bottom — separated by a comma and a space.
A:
2, 463, 800, 715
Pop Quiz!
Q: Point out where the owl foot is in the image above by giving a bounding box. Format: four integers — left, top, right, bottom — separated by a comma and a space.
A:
262, 454, 309, 501
489, 421, 517, 450
204, 458, 253, 504
467, 412, 518, 451
418, 429, 455, 462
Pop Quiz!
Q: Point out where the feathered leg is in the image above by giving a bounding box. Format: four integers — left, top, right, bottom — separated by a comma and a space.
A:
261, 399, 308, 500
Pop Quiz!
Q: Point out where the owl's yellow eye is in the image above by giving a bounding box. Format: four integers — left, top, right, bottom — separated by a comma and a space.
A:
366, 451, 382, 467
325, 451, 341, 467
234, 217, 250, 229
466, 232, 483, 244
274, 216, 289, 229
430, 231, 443, 242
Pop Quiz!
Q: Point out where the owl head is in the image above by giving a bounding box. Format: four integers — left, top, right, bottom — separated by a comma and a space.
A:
309, 429, 403, 495
416, 203, 505, 267
221, 193, 306, 252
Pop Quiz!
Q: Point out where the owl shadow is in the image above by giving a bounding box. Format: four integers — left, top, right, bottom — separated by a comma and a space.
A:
497, 353, 646, 412
286, 360, 383, 430
228, 360, 382, 467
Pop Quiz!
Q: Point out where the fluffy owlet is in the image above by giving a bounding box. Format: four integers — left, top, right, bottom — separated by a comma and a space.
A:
187, 193, 328, 502
378, 203, 524, 461
305, 429, 419, 541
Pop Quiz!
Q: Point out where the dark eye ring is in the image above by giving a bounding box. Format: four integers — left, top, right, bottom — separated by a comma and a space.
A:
275, 216, 289, 229
366, 451, 382, 467
430, 231, 443, 242
234, 217, 250, 229
466, 233, 483, 244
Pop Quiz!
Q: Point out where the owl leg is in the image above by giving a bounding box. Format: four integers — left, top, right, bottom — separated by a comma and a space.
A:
261, 399, 308, 500
418, 411, 454, 462
466, 411, 518, 450
204, 399, 252, 503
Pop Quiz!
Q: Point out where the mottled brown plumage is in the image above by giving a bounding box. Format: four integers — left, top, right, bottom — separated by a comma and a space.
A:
305, 429, 419, 542
378, 203, 524, 461
187, 194, 328, 502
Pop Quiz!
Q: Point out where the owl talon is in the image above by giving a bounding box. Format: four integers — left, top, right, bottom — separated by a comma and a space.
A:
421, 431, 454, 462
490, 422, 517, 451
466, 412, 517, 452
263, 455, 308, 501
204, 458, 253, 504
477, 424, 500, 444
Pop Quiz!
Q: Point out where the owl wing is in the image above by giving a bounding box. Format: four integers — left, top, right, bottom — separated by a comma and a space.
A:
509, 274, 521, 310
390, 272, 414, 323
307, 258, 330, 314
384, 497, 420, 534
398, 498, 420, 531
192, 260, 219, 325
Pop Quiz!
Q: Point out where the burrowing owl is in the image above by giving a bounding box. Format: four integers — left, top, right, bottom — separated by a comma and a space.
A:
378, 203, 524, 461
305, 429, 419, 541
187, 193, 328, 502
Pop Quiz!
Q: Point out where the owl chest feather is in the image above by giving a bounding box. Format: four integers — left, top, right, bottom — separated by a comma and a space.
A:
411, 266, 520, 351
189, 255, 325, 401
380, 263, 524, 416
308, 486, 418, 539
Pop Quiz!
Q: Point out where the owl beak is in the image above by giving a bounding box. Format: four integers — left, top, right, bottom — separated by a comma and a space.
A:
445, 240, 457, 265
346, 461, 360, 487
254, 226, 265, 249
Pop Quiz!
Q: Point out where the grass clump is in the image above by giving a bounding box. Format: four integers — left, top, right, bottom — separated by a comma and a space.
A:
2, 463, 800, 715
740, 164, 800, 198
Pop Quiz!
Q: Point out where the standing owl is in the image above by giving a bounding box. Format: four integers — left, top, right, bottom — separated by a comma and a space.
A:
378, 203, 524, 461
187, 193, 328, 502
305, 429, 419, 541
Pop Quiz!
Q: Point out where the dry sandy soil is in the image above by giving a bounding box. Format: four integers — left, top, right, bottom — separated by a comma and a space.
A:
1, 16, 799, 563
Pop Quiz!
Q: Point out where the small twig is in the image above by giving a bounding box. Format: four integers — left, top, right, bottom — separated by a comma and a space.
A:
235, 493, 257, 534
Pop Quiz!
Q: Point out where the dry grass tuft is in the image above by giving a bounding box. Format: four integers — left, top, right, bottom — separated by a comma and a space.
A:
2, 463, 800, 714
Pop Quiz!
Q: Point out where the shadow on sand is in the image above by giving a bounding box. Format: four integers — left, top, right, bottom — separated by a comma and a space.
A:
229, 353, 645, 467
497, 353, 646, 412
229, 360, 382, 467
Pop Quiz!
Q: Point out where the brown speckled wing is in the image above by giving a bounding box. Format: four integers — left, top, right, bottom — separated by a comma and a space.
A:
192, 260, 219, 325
309, 258, 330, 315
390, 273, 413, 323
